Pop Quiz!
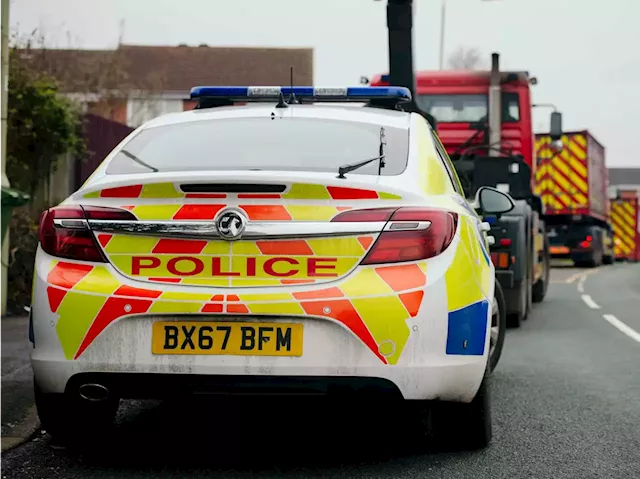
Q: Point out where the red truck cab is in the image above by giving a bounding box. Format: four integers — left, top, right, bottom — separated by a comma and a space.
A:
370, 71, 536, 172
372, 65, 555, 324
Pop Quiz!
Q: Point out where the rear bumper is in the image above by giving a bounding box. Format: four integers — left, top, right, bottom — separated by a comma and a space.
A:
64, 372, 403, 398
32, 347, 487, 402
30, 245, 492, 403
550, 248, 593, 262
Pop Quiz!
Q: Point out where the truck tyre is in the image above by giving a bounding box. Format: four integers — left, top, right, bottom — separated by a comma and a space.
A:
35, 381, 119, 447
427, 372, 492, 451
603, 254, 614, 265
489, 279, 507, 373
507, 278, 527, 328
526, 255, 533, 316
533, 238, 550, 303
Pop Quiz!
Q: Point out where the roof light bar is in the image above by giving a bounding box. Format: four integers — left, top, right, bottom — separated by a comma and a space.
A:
189, 86, 412, 102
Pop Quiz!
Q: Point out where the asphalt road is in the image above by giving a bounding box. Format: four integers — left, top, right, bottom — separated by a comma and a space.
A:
2, 263, 640, 478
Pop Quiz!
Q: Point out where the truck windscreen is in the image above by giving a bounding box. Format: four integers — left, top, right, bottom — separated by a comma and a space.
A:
416, 93, 520, 124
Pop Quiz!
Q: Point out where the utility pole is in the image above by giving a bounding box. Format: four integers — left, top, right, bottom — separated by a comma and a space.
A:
438, 0, 446, 70
1, 0, 10, 315
439, 0, 501, 71
386, 0, 416, 100
385, 0, 436, 129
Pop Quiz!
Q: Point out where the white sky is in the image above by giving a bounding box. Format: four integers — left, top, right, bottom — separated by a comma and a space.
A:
9, 0, 640, 167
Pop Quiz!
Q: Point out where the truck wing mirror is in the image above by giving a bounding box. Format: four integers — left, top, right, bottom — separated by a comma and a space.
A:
550, 111, 563, 140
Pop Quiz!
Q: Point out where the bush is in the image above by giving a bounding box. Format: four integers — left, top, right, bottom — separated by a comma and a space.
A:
4, 36, 86, 314
6, 46, 85, 198
5, 207, 40, 315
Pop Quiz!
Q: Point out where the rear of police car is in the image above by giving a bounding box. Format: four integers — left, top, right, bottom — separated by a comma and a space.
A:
30, 87, 492, 447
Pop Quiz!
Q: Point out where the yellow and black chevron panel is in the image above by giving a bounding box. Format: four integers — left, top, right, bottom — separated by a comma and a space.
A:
611, 197, 639, 260
535, 133, 589, 213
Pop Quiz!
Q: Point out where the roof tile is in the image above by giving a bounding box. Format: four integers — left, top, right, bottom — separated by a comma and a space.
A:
17, 44, 313, 94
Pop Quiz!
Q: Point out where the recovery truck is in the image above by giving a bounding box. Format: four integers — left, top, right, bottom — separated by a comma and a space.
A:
610, 189, 640, 262
371, 53, 559, 327
535, 131, 615, 267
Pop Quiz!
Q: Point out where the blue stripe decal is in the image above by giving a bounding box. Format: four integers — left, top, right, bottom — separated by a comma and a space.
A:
446, 300, 489, 355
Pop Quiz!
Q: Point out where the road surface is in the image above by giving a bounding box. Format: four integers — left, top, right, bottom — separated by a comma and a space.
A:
2, 263, 640, 478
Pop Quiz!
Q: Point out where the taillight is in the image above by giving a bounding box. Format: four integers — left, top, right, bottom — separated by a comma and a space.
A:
38, 205, 136, 262
330, 208, 397, 222
579, 235, 593, 249
491, 252, 510, 269
499, 238, 512, 247
332, 207, 457, 265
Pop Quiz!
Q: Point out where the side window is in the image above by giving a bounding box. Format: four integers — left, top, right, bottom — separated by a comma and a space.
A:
502, 92, 520, 123
430, 130, 465, 197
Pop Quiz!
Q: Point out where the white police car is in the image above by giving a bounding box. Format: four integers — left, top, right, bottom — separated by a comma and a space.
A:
30, 86, 512, 449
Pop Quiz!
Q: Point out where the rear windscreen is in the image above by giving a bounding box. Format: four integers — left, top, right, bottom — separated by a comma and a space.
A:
105, 117, 409, 176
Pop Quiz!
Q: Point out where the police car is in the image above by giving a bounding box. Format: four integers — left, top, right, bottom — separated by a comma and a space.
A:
30, 86, 512, 450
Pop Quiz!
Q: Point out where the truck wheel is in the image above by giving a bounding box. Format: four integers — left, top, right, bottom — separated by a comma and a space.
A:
427, 373, 492, 451
603, 254, 614, 265
489, 280, 507, 373
507, 279, 527, 328
533, 242, 550, 303
525, 272, 532, 319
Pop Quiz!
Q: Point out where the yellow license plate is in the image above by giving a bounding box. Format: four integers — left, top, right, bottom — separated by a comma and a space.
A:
549, 246, 569, 254
151, 321, 303, 356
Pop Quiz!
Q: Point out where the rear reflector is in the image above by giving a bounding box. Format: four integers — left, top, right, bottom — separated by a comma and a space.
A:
39, 205, 136, 262
332, 207, 457, 264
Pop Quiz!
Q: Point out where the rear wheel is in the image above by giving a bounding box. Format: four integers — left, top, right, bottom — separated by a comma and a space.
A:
489, 280, 506, 373
35, 381, 119, 447
426, 374, 492, 451
603, 254, 614, 265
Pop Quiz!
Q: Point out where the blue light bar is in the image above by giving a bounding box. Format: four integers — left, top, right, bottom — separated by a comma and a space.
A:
189, 86, 412, 102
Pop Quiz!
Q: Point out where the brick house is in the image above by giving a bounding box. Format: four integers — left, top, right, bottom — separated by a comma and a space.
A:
18, 43, 314, 128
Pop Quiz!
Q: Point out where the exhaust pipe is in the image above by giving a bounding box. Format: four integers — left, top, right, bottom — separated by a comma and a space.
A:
78, 383, 110, 402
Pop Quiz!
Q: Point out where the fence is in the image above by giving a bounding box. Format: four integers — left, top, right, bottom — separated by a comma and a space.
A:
74, 113, 134, 191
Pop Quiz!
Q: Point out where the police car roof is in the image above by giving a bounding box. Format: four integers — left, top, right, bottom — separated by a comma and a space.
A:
140, 103, 413, 131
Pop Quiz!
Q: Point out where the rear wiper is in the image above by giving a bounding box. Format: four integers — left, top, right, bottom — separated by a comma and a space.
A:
120, 149, 159, 172
337, 127, 386, 179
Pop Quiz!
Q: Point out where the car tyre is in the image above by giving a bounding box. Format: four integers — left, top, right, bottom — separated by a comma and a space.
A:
35, 381, 119, 447
427, 373, 492, 451
489, 280, 506, 373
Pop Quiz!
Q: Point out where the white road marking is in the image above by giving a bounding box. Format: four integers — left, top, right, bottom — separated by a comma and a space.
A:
565, 272, 583, 284
577, 276, 586, 293
581, 294, 601, 309
603, 314, 640, 343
